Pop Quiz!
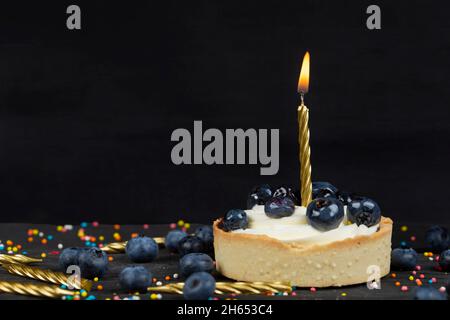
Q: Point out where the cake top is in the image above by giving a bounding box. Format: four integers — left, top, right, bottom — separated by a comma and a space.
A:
218, 182, 382, 244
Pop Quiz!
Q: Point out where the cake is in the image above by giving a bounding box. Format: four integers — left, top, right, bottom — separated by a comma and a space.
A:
213, 183, 393, 287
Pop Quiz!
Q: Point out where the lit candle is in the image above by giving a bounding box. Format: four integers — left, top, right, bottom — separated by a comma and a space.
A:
297, 52, 312, 206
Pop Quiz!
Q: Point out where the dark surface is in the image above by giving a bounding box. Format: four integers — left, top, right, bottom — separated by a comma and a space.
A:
0, 222, 449, 300
0, 1, 449, 224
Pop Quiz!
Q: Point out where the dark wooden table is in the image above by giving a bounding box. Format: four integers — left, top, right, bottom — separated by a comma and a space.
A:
0, 222, 448, 300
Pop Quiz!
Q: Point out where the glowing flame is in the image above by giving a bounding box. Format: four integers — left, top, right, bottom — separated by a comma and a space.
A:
297, 51, 310, 94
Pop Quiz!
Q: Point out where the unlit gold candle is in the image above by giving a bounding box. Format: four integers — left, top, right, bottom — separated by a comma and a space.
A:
297, 52, 312, 206
1, 263, 92, 291
101, 237, 165, 254
0, 280, 74, 299
148, 281, 292, 295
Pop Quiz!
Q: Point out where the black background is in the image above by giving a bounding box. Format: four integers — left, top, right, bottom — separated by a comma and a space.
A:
0, 1, 449, 224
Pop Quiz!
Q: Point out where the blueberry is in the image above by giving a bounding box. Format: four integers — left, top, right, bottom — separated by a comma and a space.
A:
183, 272, 216, 300
264, 196, 295, 218
391, 248, 417, 270
178, 235, 205, 257
195, 225, 214, 252
347, 197, 381, 227
425, 226, 449, 253
439, 249, 450, 271
246, 184, 272, 208
336, 191, 357, 206
413, 286, 447, 300
306, 198, 344, 231
59, 247, 82, 271
179, 253, 214, 278
119, 266, 152, 293
221, 209, 249, 231
77, 248, 108, 279
126, 236, 159, 263
312, 182, 338, 199
272, 186, 300, 205
165, 230, 188, 253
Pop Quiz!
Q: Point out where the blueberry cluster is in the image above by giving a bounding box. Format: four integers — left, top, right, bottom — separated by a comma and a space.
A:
218, 181, 382, 232
59, 247, 108, 279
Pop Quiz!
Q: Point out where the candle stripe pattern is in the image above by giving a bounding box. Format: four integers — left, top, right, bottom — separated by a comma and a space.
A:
298, 104, 313, 206
101, 237, 165, 254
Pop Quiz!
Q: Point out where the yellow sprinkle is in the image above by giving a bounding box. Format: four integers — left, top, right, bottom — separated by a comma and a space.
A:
341, 293, 347, 297
177, 220, 185, 227
41, 253, 47, 258
105, 298, 111, 300
408, 276, 414, 281
57, 226, 63, 231
400, 226, 408, 232
184, 223, 191, 229
93, 277, 99, 282
150, 293, 157, 300
81, 291, 88, 297
99, 236, 105, 241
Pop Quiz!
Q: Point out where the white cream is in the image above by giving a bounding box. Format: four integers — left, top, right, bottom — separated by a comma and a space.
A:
232, 205, 378, 245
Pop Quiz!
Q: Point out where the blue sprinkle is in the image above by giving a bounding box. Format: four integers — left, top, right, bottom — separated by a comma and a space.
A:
47, 235, 53, 240
61, 285, 67, 289
86, 295, 96, 300
81, 222, 88, 228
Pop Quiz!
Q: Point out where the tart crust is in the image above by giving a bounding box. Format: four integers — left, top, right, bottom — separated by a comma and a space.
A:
213, 217, 393, 287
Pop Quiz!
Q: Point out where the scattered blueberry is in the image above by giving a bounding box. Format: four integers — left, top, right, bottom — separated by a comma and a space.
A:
178, 235, 205, 257
126, 236, 159, 263
306, 197, 344, 231
425, 225, 449, 253
336, 191, 357, 206
183, 272, 216, 300
246, 184, 272, 208
165, 230, 188, 253
77, 248, 108, 279
119, 266, 152, 293
413, 286, 447, 300
264, 196, 295, 218
439, 249, 450, 271
391, 248, 417, 270
312, 182, 338, 199
179, 253, 214, 278
59, 247, 82, 271
195, 225, 214, 252
221, 209, 249, 231
347, 197, 381, 227
272, 186, 300, 205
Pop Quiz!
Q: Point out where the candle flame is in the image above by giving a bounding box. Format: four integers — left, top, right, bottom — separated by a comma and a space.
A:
297, 51, 310, 94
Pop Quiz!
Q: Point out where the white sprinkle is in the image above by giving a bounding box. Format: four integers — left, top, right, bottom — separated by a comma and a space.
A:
156, 281, 162, 286
58, 244, 64, 249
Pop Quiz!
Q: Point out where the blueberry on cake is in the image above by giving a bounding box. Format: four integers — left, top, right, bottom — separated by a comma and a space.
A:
213, 183, 393, 287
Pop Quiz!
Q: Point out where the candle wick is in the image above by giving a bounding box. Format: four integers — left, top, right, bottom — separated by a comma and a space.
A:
300, 93, 305, 106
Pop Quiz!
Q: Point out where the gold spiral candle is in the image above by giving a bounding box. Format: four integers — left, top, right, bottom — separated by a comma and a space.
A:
148, 281, 292, 295
0, 254, 42, 265
0, 280, 74, 299
1, 263, 92, 291
101, 237, 165, 254
297, 51, 312, 207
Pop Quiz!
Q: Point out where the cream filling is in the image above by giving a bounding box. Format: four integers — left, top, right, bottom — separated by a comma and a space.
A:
232, 205, 378, 245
